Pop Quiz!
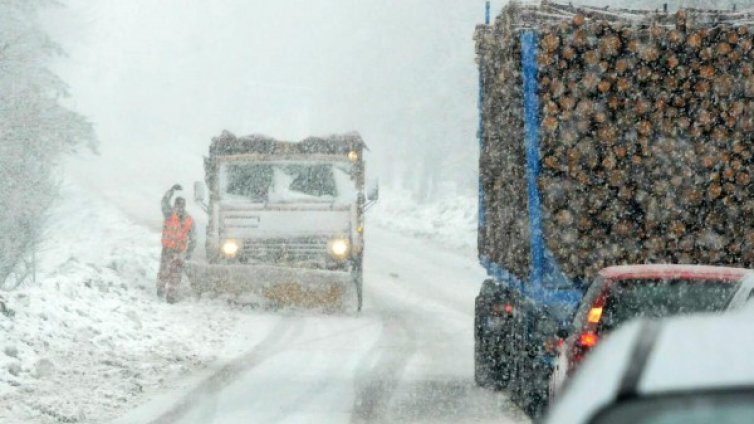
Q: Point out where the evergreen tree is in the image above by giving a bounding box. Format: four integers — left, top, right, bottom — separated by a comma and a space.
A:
0, 0, 95, 287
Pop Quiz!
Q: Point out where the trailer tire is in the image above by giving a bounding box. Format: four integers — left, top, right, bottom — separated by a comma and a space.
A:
474, 311, 496, 388
474, 338, 494, 387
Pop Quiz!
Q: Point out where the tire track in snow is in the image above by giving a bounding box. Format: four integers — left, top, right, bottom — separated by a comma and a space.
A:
350, 294, 417, 423
147, 314, 301, 424
350, 228, 525, 424
256, 316, 369, 423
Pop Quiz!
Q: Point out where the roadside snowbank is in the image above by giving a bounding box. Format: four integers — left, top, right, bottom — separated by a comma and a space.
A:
371, 188, 478, 256
0, 181, 249, 423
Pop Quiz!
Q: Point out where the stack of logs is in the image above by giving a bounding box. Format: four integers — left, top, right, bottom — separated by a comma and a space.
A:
477, 3, 754, 282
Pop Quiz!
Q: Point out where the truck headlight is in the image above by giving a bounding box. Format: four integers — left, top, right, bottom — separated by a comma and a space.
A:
327, 238, 350, 260
221, 239, 240, 257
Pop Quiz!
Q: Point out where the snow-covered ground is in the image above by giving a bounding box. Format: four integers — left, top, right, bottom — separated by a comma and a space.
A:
0, 180, 522, 423
371, 188, 478, 256
0, 181, 256, 423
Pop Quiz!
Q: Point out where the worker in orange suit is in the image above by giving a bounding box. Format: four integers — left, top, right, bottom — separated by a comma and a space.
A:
157, 184, 196, 303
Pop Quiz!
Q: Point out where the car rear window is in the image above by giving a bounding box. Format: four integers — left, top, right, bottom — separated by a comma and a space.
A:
597, 279, 740, 334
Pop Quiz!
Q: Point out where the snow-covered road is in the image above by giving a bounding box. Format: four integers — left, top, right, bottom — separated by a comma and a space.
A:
116, 228, 528, 424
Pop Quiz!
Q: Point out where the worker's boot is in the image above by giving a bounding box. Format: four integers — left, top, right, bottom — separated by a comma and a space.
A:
156, 288, 165, 299
166, 293, 177, 304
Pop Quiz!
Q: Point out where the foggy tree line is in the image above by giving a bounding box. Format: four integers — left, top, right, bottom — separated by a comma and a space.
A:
0, 0, 94, 286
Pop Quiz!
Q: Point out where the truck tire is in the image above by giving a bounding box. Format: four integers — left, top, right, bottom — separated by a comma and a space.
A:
353, 265, 364, 312
509, 334, 527, 404
519, 364, 547, 419
352, 259, 363, 312
474, 338, 494, 387
496, 332, 515, 388
474, 312, 494, 388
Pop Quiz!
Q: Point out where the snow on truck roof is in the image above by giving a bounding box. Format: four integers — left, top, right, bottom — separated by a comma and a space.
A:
209, 130, 367, 157
598, 264, 753, 281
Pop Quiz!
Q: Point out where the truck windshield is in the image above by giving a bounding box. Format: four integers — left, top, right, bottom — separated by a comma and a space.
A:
220, 162, 355, 203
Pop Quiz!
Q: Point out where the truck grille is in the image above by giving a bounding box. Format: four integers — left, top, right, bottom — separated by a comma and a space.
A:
239, 237, 331, 266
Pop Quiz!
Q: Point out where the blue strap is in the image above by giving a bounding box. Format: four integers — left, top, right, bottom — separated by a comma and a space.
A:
521, 30, 544, 298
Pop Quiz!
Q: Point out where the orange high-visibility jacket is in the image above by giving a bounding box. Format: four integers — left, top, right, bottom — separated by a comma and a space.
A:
162, 213, 193, 251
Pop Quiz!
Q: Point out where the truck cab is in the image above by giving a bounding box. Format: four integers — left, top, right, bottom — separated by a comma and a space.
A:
189, 131, 376, 311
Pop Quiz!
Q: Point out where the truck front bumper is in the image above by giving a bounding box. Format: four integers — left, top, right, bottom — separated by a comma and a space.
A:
185, 261, 354, 307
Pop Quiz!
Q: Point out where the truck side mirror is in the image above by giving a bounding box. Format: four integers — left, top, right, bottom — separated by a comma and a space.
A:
194, 181, 209, 213
194, 181, 206, 203
367, 179, 379, 202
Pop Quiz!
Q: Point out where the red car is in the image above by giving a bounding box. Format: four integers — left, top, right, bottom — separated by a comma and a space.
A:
549, 264, 754, 399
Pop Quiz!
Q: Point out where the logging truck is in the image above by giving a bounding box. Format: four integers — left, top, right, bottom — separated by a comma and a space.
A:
472, 1, 754, 418
186, 131, 377, 311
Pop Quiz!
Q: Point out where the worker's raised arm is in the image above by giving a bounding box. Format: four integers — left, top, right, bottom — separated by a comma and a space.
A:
162, 184, 182, 218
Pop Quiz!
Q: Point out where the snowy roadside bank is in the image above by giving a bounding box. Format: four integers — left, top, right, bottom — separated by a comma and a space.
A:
371, 188, 478, 257
0, 181, 254, 423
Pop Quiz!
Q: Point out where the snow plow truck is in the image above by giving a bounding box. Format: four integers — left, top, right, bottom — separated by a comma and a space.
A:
187, 131, 377, 311
473, 0, 754, 418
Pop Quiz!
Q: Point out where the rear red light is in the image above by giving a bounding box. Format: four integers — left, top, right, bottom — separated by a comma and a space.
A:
578, 332, 598, 348
587, 307, 603, 324
568, 288, 609, 370
504, 303, 513, 314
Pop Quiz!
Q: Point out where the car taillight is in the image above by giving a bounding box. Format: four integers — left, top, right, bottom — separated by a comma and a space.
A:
578, 331, 598, 348
505, 303, 513, 314
568, 287, 609, 372
587, 307, 603, 324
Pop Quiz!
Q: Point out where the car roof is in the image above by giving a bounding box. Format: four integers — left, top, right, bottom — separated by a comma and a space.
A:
639, 309, 754, 393
546, 308, 754, 424
598, 264, 752, 282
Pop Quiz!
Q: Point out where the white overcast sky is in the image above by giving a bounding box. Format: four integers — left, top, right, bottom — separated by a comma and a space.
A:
38, 0, 499, 222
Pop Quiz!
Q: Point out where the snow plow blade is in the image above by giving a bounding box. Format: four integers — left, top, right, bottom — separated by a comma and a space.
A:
185, 262, 353, 309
